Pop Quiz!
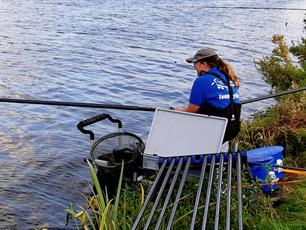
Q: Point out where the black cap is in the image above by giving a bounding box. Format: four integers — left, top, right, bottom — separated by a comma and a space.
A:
186, 48, 217, 63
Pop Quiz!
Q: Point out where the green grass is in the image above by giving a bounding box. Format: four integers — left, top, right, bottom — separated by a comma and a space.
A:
65, 160, 128, 230
275, 182, 306, 229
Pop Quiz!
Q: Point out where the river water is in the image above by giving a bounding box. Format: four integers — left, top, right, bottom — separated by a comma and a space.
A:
0, 0, 305, 228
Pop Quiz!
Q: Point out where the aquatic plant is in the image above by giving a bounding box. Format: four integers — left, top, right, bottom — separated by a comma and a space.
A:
65, 160, 142, 230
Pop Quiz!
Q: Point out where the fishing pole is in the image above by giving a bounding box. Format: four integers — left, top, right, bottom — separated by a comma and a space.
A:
0, 86, 304, 111
204, 6, 306, 11
240, 86, 306, 105
248, 162, 306, 172
280, 169, 306, 175
0, 98, 156, 111
239, 179, 306, 189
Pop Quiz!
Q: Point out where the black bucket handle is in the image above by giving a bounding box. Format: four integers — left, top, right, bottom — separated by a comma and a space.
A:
77, 113, 123, 140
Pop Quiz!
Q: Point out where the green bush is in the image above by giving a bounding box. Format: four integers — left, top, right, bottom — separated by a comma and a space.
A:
238, 17, 306, 230
255, 33, 306, 92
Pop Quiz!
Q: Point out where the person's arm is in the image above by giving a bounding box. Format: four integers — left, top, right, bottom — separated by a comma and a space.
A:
176, 78, 206, 113
175, 103, 199, 112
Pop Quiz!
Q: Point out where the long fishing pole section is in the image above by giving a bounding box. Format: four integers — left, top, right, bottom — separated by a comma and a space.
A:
240, 86, 306, 105
0, 97, 156, 111
0, 86, 304, 111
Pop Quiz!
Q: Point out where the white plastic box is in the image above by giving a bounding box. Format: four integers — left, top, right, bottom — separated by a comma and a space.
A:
144, 108, 228, 158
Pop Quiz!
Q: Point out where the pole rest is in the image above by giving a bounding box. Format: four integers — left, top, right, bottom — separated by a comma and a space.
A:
158, 151, 248, 166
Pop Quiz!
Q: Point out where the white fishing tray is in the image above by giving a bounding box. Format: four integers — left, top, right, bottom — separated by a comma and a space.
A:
144, 108, 227, 158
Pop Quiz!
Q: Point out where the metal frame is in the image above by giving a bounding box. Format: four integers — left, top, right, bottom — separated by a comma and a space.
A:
132, 152, 244, 230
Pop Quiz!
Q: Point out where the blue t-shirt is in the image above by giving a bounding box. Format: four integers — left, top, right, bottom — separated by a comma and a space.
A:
189, 67, 240, 109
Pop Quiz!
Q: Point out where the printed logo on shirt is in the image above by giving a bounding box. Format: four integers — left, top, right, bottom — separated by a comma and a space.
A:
219, 93, 239, 100
211, 78, 227, 90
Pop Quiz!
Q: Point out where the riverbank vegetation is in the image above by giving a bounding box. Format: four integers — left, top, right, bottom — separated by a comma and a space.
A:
64, 21, 305, 230
235, 20, 306, 229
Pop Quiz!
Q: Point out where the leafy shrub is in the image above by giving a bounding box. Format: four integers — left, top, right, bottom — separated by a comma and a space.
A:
255, 33, 306, 92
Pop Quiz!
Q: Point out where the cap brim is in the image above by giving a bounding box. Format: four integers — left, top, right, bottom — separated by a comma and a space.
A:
186, 57, 196, 63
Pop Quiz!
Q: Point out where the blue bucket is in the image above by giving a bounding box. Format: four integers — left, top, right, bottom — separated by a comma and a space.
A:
247, 146, 284, 194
